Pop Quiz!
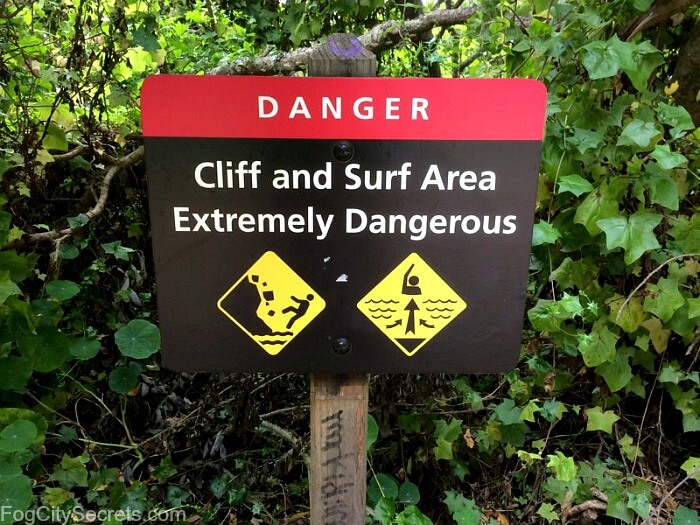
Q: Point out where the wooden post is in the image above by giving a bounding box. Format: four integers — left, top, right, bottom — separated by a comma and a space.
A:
307, 34, 375, 525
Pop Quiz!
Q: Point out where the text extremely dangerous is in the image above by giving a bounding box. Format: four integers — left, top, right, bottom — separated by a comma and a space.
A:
172, 160, 519, 241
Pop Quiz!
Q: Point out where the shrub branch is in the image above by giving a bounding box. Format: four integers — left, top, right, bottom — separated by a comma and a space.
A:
7, 145, 144, 249
209, 6, 481, 76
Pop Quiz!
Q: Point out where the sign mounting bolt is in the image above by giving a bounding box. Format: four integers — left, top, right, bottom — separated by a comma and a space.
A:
333, 141, 354, 162
332, 337, 352, 355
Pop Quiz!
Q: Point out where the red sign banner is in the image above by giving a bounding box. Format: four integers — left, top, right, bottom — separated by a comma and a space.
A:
142, 76, 546, 141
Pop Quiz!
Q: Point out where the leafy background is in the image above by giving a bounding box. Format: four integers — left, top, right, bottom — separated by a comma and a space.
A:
0, 0, 698, 524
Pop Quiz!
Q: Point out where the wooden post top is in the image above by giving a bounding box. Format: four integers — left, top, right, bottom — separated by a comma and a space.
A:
307, 33, 376, 77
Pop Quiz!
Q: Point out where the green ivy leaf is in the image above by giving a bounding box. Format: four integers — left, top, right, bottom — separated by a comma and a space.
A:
596, 349, 633, 392
45, 279, 80, 301
657, 103, 695, 133
618, 434, 644, 461
582, 40, 621, 79
607, 491, 635, 522
0, 252, 31, 283
49, 454, 89, 489
395, 506, 432, 525
607, 294, 645, 333
443, 490, 474, 514
537, 502, 559, 523
67, 213, 89, 229
617, 120, 662, 149
585, 406, 620, 433
532, 221, 560, 246
0, 211, 11, 245
626, 491, 651, 519
574, 185, 619, 236
651, 145, 688, 169
642, 317, 671, 353
114, 319, 161, 358
668, 215, 700, 253
433, 436, 454, 461
521, 399, 540, 422
645, 169, 680, 210
620, 41, 664, 91
42, 122, 68, 151
546, 451, 577, 482
570, 128, 605, 154
433, 418, 462, 442
42, 486, 73, 507
541, 400, 567, 423
597, 212, 662, 265
166, 484, 190, 507
579, 322, 618, 367
108, 362, 143, 394
558, 174, 594, 196
0, 419, 37, 452
551, 257, 599, 290
0, 270, 21, 305
688, 298, 700, 319
101, 240, 134, 261
643, 277, 685, 322
680, 457, 700, 481
454, 505, 483, 525
152, 456, 177, 482
374, 497, 396, 525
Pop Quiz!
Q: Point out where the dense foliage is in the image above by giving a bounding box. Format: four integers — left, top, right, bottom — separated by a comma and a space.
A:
0, 0, 698, 524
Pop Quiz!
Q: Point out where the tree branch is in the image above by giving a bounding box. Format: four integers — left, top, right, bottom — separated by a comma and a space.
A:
50, 144, 90, 163
6, 146, 144, 248
620, 0, 698, 41
561, 489, 608, 523
209, 6, 481, 76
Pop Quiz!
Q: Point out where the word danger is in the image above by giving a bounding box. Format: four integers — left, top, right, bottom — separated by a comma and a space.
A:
258, 95, 429, 121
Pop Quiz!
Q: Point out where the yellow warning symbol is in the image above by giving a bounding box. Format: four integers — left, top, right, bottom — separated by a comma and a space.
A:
357, 253, 466, 357
217, 251, 325, 355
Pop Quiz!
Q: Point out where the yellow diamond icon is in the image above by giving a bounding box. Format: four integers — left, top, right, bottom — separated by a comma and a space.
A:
357, 253, 466, 356
217, 251, 325, 355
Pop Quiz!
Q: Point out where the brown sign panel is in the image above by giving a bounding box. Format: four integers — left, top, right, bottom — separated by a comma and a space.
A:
141, 76, 547, 373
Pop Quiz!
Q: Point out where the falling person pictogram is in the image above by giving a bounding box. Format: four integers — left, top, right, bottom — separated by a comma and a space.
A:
283, 294, 315, 329
217, 252, 326, 355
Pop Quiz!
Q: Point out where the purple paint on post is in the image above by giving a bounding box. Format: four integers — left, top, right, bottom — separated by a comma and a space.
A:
327, 35, 364, 58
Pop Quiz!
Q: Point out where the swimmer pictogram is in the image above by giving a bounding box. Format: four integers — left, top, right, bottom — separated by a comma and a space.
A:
357, 253, 467, 356
217, 251, 326, 355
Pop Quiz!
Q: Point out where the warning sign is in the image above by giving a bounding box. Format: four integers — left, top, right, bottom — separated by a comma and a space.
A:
142, 76, 547, 373
217, 251, 326, 355
357, 253, 466, 356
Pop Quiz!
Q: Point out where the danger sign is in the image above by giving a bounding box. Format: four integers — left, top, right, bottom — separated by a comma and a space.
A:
141, 76, 546, 373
